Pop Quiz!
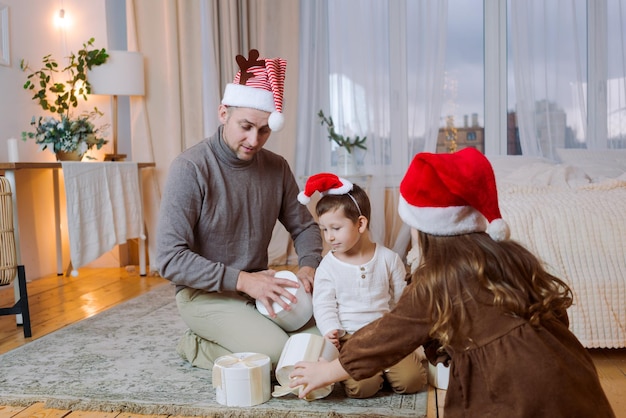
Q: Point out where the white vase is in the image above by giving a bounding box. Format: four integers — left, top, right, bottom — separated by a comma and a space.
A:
336, 147, 358, 176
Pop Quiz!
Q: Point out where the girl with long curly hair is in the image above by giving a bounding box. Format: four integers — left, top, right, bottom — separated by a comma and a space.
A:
290, 148, 614, 417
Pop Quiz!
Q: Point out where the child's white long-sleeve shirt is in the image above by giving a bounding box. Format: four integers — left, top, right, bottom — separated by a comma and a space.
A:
312, 244, 408, 336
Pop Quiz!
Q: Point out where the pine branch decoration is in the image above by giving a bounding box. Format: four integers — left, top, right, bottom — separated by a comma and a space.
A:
318, 110, 367, 154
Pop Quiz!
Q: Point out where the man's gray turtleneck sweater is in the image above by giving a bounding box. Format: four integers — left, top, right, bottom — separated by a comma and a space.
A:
156, 127, 323, 294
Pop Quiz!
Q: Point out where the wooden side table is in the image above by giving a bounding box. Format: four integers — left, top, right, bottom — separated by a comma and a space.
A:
0, 161, 155, 323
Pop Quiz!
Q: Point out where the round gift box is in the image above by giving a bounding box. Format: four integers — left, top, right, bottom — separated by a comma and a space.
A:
212, 352, 271, 407
273, 333, 339, 400
428, 361, 450, 390
255, 270, 313, 331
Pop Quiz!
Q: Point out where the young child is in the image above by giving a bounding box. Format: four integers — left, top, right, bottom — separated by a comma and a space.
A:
297, 173, 427, 399
290, 149, 615, 417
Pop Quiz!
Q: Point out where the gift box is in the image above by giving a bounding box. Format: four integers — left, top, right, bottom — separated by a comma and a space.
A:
256, 270, 313, 331
212, 352, 271, 407
272, 333, 339, 400
428, 361, 450, 390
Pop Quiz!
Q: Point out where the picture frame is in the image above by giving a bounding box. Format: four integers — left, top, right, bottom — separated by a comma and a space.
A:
0, 3, 9, 67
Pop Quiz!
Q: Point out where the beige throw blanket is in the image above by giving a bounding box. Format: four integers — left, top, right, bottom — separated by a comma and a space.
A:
62, 162, 144, 270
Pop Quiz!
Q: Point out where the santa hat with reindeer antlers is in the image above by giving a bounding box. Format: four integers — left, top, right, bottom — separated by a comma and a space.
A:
221, 49, 287, 131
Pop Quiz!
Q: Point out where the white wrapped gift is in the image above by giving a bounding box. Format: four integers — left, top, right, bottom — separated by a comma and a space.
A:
212, 352, 271, 407
256, 270, 313, 331
428, 361, 450, 390
272, 333, 339, 401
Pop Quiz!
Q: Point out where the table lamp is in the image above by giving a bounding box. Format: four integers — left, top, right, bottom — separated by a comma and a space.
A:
88, 51, 145, 161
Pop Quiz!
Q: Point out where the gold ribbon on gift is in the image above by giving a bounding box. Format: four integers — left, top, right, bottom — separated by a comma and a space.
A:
272, 335, 334, 401
212, 353, 268, 405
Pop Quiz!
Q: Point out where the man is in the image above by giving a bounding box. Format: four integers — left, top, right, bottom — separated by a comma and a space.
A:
156, 49, 323, 369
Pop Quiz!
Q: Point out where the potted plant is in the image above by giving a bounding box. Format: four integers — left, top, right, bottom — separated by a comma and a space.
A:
20, 38, 109, 161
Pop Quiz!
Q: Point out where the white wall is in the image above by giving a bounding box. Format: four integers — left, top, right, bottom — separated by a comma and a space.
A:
0, 0, 111, 279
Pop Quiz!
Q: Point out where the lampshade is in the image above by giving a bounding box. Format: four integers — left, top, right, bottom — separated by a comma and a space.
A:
88, 50, 145, 161
88, 50, 145, 96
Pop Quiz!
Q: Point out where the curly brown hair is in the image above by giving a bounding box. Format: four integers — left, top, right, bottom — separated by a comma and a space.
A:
411, 230, 573, 348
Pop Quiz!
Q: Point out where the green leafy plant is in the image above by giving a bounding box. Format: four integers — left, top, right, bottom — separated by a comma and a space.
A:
20, 38, 109, 157
318, 109, 367, 154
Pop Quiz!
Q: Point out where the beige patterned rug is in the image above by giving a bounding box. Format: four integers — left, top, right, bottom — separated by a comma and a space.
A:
0, 283, 427, 417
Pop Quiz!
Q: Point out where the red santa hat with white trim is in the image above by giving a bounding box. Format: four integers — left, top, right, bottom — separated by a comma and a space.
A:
221, 49, 286, 131
398, 147, 510, 241
298, 173, 354, 205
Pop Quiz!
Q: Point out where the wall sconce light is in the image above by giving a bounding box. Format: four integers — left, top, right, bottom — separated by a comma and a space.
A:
54, 8, 69, 28
88, 51, 145, 161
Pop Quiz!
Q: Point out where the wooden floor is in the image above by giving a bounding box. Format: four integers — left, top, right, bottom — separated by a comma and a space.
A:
0, 267, 624, 418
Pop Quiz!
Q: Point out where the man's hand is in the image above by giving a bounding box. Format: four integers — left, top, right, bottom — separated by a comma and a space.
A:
236, 270, 299, 317
296, 265, 316, 293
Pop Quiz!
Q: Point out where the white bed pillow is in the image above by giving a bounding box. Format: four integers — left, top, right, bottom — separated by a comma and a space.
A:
555, 148, 626, 181
486, 155, 555, 180
500, 162, 590, 188
486, 155, 593, 188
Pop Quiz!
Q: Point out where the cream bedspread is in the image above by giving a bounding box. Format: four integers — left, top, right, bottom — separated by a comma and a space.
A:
498, 178, 626, 348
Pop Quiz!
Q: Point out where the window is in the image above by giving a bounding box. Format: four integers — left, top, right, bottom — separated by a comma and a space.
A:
301, 0, 625, 184
505, 0, 625, 155
440, 0, 484, 153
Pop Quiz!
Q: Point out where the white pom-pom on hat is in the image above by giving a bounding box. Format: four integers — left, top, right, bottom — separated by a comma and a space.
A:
297, 190, 311, 205
298, 173, 353, 205
268, 111, 285, 131
486, 218, 510, 241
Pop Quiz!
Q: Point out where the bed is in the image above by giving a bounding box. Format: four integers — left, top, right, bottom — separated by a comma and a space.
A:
489, 149, 626, 349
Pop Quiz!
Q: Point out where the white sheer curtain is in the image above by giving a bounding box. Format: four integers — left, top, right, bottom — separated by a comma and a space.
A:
510, 0, 626, 156
510, 0, 587, 158
296, 0, 448, 254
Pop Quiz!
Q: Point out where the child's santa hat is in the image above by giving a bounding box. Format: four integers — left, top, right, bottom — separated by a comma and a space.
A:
298, 173, 353, 205
398, 147, 510, 241
221, 49, 286, 131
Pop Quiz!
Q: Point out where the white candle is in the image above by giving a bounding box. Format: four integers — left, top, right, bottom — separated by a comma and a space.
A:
7, 138, 19, 162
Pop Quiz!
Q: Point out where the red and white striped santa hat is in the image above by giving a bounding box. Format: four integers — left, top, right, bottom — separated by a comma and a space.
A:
398, 147, 510, 241
221, 49, 286, 131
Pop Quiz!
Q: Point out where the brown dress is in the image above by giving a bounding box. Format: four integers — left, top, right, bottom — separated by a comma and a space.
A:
339, 283, 615, 417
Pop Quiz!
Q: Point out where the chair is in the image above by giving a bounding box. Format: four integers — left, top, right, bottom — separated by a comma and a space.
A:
0, 176, 31, 338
